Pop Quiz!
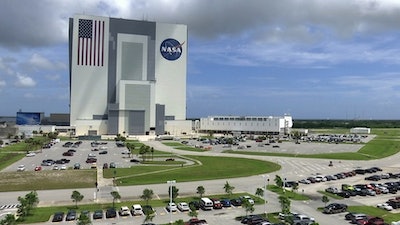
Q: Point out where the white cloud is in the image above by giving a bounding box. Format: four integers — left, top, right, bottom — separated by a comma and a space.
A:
14, 73, 36, 87
0, 80, 5, 88
45, 74, 61, 81
28, 53, 54, 70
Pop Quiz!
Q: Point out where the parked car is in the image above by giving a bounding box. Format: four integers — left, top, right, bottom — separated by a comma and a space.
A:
323, 203, 348, 214
34, 166, 42, 171
211, 199, 223, 209
99, 150, 108, 155
73, 163, 81, 169
240, 196, 254, 205
325, 187, 339, 194
377, 203, 393, 211
189, 201, 200, 210
92, 210, 103, 219
166, 202, 177, 212
66, 210, 77, 221
17, 165, 25, 172
220, 199, 231, 207
110, 162, 116, 168
105, 208, 117, 218
230, 198, 242, 206
26, 152, 36, 157
86, 158, 97, 163
131, 204, 143, 216
119, 206, 130, 216
52, 212, 65, 222
62, 151, 73, 156
142, 205, 155, 216
177, 202, 190, 211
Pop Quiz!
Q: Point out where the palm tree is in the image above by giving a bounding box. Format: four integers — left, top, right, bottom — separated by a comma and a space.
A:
255, 188, 264, 199
223, 181, 234, 197
196, 186, 205, 198
278, 195, 291, 215
141, 189, 154, 205
76, 213, 91, 225
110, 191, 121, 208
274, 175, 283, 190
71, 190, 84, 208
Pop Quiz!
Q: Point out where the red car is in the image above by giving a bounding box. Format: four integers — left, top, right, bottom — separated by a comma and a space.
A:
34, 166, 42, 171
211, 199, 223, 209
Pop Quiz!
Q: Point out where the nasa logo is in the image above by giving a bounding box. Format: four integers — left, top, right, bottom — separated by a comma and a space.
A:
160, 38, 184, 61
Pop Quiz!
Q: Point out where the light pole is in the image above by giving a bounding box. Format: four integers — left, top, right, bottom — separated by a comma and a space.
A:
167, 180, 176, 224
262, 175, 269, 215
283, 178, 287, 194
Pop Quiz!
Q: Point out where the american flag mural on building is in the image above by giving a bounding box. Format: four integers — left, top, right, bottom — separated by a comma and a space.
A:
77, 19, 105, 66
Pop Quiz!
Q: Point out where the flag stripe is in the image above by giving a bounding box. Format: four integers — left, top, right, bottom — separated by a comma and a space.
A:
77, 19, 105, 67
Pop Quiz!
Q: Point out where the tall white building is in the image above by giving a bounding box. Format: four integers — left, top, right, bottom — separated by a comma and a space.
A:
69, 15, 187, 136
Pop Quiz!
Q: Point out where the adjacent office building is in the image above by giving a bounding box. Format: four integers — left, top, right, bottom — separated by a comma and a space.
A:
69, 15, 187, 136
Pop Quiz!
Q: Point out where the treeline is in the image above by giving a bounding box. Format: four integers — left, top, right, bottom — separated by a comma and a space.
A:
292, 120, 400, 129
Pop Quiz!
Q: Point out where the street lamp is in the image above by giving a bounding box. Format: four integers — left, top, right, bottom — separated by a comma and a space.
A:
262, 175, 269, 215
167, 180, 176, 224
283, 178, 287, 193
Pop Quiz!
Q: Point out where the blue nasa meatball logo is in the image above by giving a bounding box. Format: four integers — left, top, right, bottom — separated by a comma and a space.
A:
160, 38, 185, 61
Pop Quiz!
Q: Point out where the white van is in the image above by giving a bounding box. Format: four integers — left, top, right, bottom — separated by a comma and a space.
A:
200, 197, 213, 210
131, 204, 143, 216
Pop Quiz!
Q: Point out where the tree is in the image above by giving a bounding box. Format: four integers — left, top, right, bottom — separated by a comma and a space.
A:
322, 195, 330, 206
71, 190, 84, 209
223, 181, 234, 197
168, 186, 179, 201
0, 214, 16, 225
76, 213, 91, 225
278, 195, 291, 215
126, 142, 135, 158
196, 186, 205, 198
174, 219, 185, 225
139, 145, 148, 162
255, 187, 264, 199
17, 191, 39, 218
274, 175, 283, 189
141, 189, 154, 205
143, 210, 155, 224
242, 199, 255, 216
110, 191, 121, 208
188, 205, 198, 218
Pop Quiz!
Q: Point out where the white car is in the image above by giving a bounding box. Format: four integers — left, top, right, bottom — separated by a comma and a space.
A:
119, 206, 130, 216
240, 196, 254, 205
166, 202, 177, 212
17, 165, 25, 171
26, 152, 36, 157
60, 165, 67, 170
377, 203, 393, 211
177, 202, 190, 211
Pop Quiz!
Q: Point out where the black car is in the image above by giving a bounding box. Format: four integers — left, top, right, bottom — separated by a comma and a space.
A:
99, 150, 108, 155
52, 212, 64, 222
336, 191, 351, 198
365, 175, 381, 181
230, 198, 242, 206
323, 203, 347, 214
93, 210, 103, 219
66, 210, 77, 221
106, 208, 117, 218
189, 201, 200, 210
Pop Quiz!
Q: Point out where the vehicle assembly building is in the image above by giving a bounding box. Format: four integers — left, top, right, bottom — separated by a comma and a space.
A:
69, 14, 187, 136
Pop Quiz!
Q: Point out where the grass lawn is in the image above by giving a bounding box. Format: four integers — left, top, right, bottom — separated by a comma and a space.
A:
0, 170, 96, 192
113, 156, 281, 185
266, 185, 309, 201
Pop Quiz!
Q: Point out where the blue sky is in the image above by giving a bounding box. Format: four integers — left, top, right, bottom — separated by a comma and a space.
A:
1, 0, 400, 119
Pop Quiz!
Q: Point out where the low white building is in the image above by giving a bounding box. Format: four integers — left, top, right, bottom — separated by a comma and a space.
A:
350, 127, 371, 134
199, 115, 293, 134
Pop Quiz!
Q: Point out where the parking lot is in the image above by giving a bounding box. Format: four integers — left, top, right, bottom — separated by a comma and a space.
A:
2, 140, 142, 172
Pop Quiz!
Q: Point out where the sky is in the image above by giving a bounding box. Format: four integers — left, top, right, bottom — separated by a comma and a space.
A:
1, 0, 400, 120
